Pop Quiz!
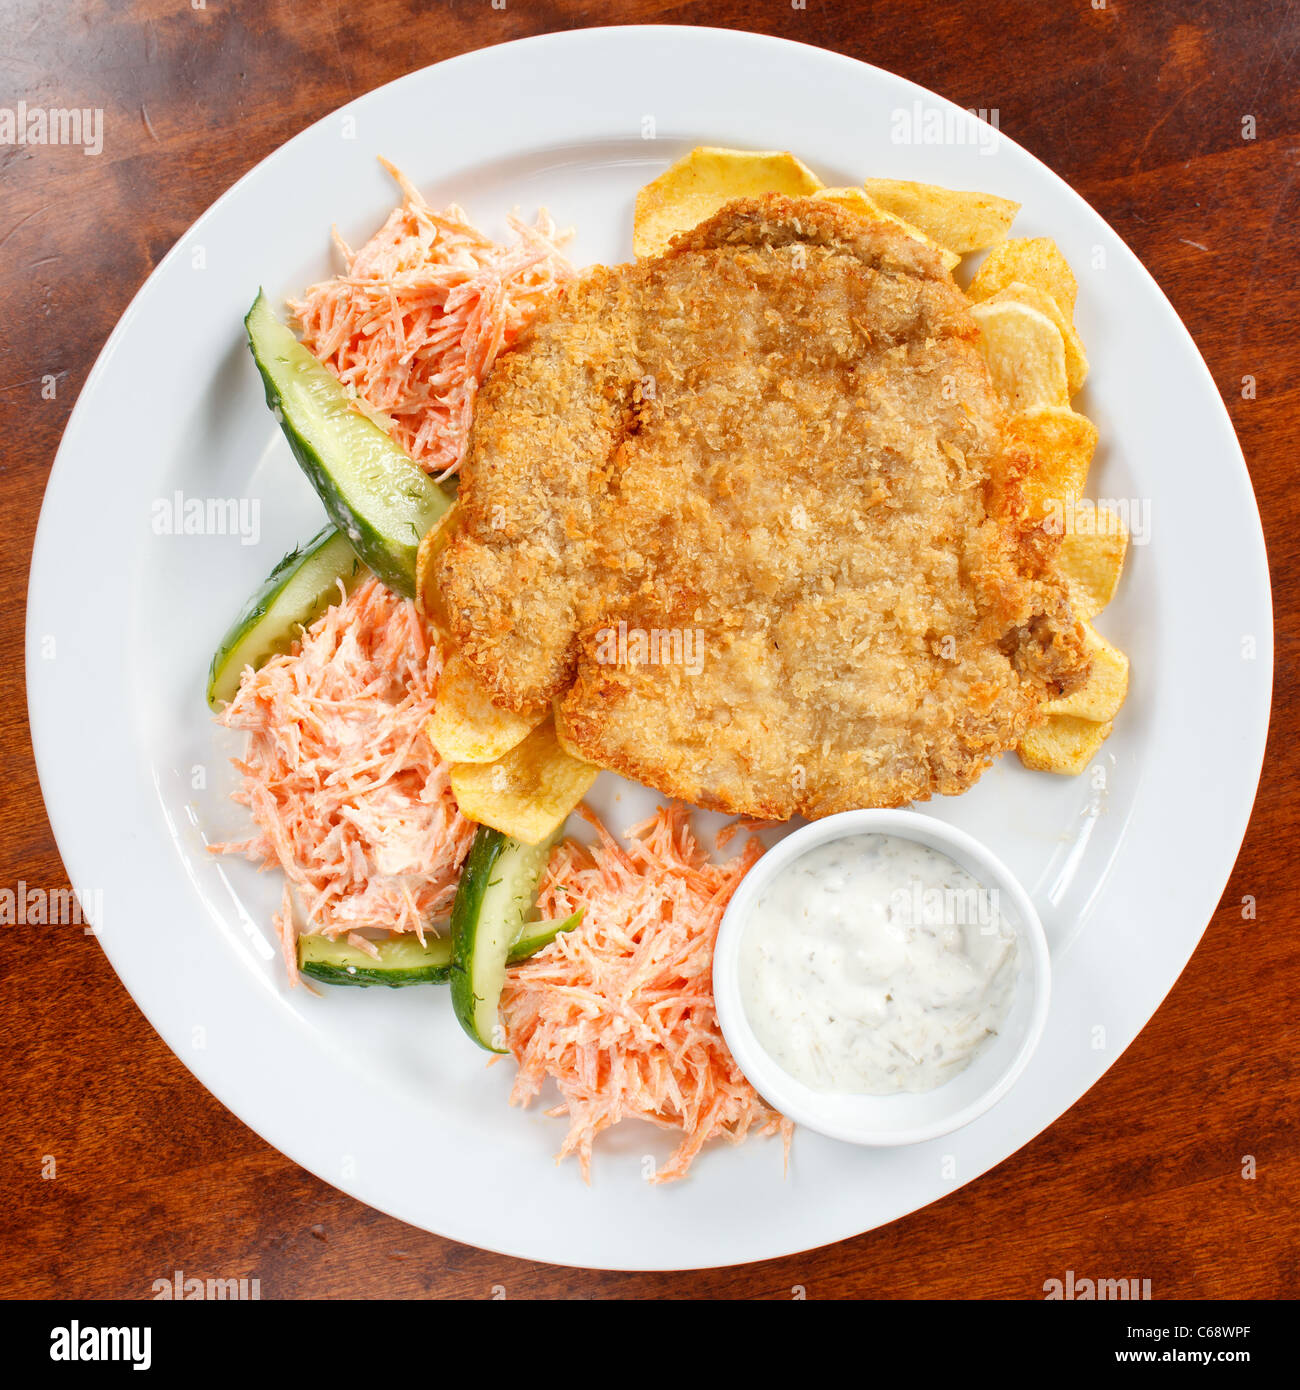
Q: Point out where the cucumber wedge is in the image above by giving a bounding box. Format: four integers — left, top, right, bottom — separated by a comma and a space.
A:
298, 911, 580, 990
207, 526, 364, 708
509, 908, 583, 961
299, 932, 453, 987
244, 291, 450, 596
450, 825, 569, 1051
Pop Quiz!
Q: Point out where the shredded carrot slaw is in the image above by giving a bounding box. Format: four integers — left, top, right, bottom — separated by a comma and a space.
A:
502, 807, 791, 1183
290, 160, 573, 478
212, 579, 475, 984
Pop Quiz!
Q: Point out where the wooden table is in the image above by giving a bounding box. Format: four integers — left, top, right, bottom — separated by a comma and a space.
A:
2, 0, 1296, 1299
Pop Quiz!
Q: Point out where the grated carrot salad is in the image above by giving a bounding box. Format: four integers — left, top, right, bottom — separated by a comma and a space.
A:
502, 807, 792, 1183
212, 578, 475, 984
290, 160, 573, 478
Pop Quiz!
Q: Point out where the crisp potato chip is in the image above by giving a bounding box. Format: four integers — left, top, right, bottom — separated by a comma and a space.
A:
1018, 715, 1113, 775
633, 147, 824, 258
415, 501, 459, 629
424, 650, 545, 764
811, 185, 881, 222
1042, 624, 1129, 722
967, 237, 1078, 320
860, 178, 1019, 254
987, 281, 1088, 395
449, 718, 598, 845
1056, 511, 1129, 619
814, 187, 960, 271
1006, 405, 1098, 512
970, 300, 1069, 411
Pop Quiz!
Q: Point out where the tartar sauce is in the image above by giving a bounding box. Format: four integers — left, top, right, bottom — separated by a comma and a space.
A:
738, 833, 1018, 1095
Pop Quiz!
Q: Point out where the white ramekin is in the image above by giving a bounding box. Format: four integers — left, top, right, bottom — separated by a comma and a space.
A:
713, 808, 1052, 1147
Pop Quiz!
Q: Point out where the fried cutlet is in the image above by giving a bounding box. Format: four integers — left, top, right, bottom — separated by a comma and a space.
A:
433, 195, 1089, 817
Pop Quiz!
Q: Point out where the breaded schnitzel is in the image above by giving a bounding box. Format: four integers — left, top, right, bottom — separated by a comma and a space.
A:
433, 195, 1089, 817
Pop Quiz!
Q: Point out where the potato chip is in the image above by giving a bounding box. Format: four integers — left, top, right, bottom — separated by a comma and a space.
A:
633, 147, 824, 258
859, 178, 1019, 254
449, 718, 599, 845
1042, 624, 1129, 722
987, 281, 1088, 395
1006, 405, 1098, 512
811, 185, 878, 218
967, 237, 1079, 320
424, 650, 545, 764
1018, 715, 1113, 775
970, 300, 1069, 411
1056, 512, 1129, 619
814, 187, 960, 271
415, 501, 459, 629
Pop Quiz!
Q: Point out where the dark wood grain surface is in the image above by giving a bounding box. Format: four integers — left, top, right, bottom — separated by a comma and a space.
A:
2, 0, 1297, 1300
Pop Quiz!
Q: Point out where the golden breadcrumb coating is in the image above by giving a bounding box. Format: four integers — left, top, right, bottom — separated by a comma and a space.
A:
435, 195, 1089, 816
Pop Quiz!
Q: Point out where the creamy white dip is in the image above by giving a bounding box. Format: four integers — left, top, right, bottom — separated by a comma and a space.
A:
738, 833, 1018, 1095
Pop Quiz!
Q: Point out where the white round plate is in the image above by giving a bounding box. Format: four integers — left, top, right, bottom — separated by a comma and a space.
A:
28, 27, 1272, 1270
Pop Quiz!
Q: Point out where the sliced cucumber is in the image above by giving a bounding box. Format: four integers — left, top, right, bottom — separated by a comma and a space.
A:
244, 291, 450, 597
299, 932, 453, 988
298, 910, 580, 991
509, 908, 583, 962
207, 525, 363, 708
450, 825, 568, 1051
